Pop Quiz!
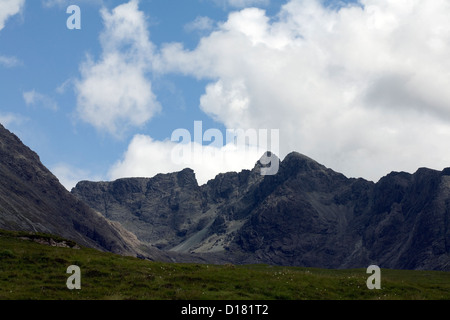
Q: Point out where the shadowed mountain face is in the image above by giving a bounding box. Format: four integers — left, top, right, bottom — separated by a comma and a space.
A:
73, 152, 450, 271
1, 122, 448, 270
0, 123, 176, 261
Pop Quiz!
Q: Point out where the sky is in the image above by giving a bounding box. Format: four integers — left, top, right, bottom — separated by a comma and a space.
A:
1, 0, 450, 190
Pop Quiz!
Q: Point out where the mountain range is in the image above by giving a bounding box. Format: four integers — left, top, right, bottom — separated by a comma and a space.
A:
72, 149, 450, 271
0, 123, 448, 270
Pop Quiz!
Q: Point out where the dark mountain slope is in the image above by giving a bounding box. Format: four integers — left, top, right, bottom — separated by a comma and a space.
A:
228, 154, 450, 270
73, 151, 450, 270
0, 123, 159, 258
360, 168, 450, 270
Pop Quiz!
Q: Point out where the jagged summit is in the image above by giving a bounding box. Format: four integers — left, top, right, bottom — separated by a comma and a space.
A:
255, 150, 280, 164
1, 122, 448, 270
176, 168, 199, 188
281, 151, 327, 171
72, 147, 450, 270
283, 151, 315, 161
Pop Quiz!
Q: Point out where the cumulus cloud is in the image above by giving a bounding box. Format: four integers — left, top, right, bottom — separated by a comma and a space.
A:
151, 0, 450, 182
75, 0, 160, 137
108, 129, 277, 185
0, 0, 24, 31
52, 163, 101, 191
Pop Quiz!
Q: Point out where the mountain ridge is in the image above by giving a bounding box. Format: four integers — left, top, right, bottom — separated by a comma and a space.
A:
1, 121, 448, 270
73, 151, 450, 271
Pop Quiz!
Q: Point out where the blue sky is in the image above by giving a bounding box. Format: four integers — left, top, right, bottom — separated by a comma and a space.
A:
1, 0, 231, 182
0, 0, 260, 187
2, 0, 450, 190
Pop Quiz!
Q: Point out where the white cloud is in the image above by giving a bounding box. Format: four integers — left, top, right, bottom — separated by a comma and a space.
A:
228, 0, 269, 8
23, 89, 58, 111
151, 0, 450, 182
0, 112, 27, 127
42, 0, 102, 8
75, 0, 160, 137
0, 55, 21, 67
108, 133, 273, 185
185, 16, 215, 33
56, 78, 72, 94
0, 1, 24, 69
0, 0, 24, 31
41, 0, 66, 7
51, 163, 102, 191
212, 0, 270, 9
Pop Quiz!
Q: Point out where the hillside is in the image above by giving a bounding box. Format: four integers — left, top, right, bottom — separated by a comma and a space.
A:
0, 123, 188, 262
0, 229, 448, 300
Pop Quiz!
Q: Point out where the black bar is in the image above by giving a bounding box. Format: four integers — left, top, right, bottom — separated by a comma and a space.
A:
2, 300, 447, 319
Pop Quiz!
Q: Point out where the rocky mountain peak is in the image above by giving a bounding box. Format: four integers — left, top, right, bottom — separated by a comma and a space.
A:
176, 168, 198, 188
253, 151, 280, 168
281, 151, 326, 173
72, 147, 449, 270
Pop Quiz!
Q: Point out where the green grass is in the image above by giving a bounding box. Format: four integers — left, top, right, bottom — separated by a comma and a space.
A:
0, 229, 448, 300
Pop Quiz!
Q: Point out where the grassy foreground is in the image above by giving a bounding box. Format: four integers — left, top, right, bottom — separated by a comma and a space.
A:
0, 229, 448, 300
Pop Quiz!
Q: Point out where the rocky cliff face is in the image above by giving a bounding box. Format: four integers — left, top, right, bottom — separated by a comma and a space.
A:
73, 152, 450, 271
0, 123, 169, 260
72, 169, 206, 250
